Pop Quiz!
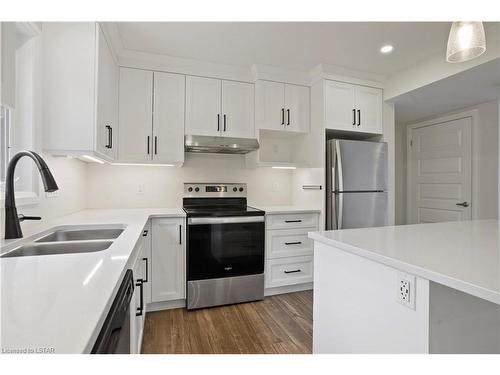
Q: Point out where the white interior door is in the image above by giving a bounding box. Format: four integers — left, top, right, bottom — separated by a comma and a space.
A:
185, 76, 221, 136
153, 72, 185, 164
407, 117, 472, 224
221, 80, 254, 138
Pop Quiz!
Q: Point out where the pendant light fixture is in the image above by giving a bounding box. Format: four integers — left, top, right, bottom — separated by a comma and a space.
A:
446, 22, 486, 63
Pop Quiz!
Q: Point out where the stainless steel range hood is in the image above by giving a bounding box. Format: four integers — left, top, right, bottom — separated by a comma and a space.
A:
185, 135, 260, 154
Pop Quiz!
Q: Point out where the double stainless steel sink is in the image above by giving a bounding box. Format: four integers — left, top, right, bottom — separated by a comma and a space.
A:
1, 226, 125, 258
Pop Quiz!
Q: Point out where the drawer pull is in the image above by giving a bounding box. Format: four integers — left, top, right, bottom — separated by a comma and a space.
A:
284, 241, 302, 245
284, 269, 301, 274
284, 220, 302, 223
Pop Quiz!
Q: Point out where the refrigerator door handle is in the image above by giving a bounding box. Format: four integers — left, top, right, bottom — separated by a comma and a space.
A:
336, 144, 344, 229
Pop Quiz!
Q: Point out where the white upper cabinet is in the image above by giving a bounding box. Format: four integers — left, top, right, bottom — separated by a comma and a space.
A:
324, 80, 383, 134
221, 80, 255, 138
185, 76, 222, 136
118, 68, 153, 162
153, 72, 185, 164
118, 68, 185, 165
186, 76, 255, 138
255, 80, 310, 133
42, 23, 118, 161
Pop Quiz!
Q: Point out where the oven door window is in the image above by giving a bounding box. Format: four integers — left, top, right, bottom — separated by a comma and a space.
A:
187, 222, 264, 280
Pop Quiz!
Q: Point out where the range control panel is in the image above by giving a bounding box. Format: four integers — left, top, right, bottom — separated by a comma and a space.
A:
183, 183, 247, 198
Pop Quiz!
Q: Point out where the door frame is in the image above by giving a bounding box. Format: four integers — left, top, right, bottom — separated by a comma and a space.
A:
406, 109, 477, 224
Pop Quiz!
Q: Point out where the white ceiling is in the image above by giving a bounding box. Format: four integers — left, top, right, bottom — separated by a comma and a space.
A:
393, 58, 500, 123
115, 22, 460, 76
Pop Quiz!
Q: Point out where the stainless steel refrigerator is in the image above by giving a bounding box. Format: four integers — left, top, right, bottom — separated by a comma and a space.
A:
326, 139, 388, 230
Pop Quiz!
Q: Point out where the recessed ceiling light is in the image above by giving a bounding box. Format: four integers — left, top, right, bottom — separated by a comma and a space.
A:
380, 45, 394, 54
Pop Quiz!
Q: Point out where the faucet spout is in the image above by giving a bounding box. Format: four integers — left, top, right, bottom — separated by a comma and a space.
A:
4, 151, 59, 239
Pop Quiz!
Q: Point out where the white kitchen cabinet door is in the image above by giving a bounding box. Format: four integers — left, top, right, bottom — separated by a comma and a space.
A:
153, 72, 185, 164
185, 76, 221, 136
255, 80, 285, 131
152, 218, 185, 303
118, 67, 153, 162
221, 80, 255, 138
95, 25, 118, 159
131, 242, 146, 354
355, 85, 383, 134
324, 80, 357, 131
141, 222, 152, 306
284, 84, 310, 133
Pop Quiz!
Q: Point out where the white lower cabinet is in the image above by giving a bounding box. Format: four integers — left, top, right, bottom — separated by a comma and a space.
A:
264, 212, 319, 294
151, 218, 185, 303
130, 221, 151, 354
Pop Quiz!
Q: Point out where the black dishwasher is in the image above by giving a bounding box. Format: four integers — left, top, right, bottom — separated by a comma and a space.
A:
91, 270, 134, 354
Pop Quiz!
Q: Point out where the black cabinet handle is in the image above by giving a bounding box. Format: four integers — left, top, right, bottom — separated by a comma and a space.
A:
179, 224, 182, 245
287, 109, 290, 125
142, 258, 148, 283
357, 109, 361, 126
285, 220, 302, 223
109, 126, 113, 149
281, 108, 285, 125
135, 279, 144, 316
105, 125, 112, 148
154, 136, 158, 155
284, 269, 301, 274
147, 136, 150, 154
223, 114, 226, 132
18, 215, 41, 222
142, 229, 148, 236
217, 114, 220, 132
285, 241, 302, 245
352, 109, 356, 126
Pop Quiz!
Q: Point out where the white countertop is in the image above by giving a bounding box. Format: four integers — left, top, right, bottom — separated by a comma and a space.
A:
253, 205, 321, 215
0, 208, 185, 354
309, 220, 500, 305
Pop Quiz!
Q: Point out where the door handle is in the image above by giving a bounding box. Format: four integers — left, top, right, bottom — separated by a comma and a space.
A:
135, 279, 144, 316
223, 114, 226, 132
217, 114, 220, 132
456, 202, 469, 207
105, 125, 112, 148
352, 109, 356, 126
284, 269, 301, 274
281, 108, 285, 125
287, 109, 290, 125
147, 136, 150, 155
142, 258, 148, 283
285, 219, 302, 223
154, 136, 158, 155
285, 241, 302, 245
357, 109, 361, 126
179, 224, 182, 245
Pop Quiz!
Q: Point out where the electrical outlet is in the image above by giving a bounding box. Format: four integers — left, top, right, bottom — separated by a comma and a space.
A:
45, 190, 59, 198
396, 272, 416, 309
136, 184, 145, 194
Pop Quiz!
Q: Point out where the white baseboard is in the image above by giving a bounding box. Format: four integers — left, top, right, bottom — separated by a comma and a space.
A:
264, 282, 313, 297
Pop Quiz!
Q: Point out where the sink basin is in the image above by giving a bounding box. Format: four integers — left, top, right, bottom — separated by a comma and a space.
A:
35, 228, 124, 243
1, 240, 113, 258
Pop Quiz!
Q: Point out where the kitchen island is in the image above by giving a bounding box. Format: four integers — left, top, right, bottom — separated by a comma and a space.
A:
309, 220, 500, 354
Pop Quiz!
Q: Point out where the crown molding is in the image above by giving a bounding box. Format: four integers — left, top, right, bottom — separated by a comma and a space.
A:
251, 64, 311, 86
310, 63, 385, 89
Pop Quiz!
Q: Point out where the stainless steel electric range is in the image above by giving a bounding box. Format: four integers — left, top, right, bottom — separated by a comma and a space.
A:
183, 183, 265, 310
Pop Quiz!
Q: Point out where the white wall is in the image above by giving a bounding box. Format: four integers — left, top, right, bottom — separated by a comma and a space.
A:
86, 153, 293, 209
0, 154, 88, 238
395, 100, 499, 224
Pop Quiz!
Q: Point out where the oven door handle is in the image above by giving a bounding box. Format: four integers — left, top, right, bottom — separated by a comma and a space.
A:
188, 216, 264, 225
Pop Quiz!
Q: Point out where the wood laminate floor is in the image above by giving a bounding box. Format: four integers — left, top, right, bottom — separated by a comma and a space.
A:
141, 291, 313, 354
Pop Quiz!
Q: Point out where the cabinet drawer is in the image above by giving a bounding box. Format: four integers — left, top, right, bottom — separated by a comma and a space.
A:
265, 256, 313, 288
266, 213, 318, 230
266, 228, 314, 259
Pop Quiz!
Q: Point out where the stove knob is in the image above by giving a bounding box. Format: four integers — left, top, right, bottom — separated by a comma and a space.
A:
195, 187, 200, 192
188, 187, 193, 192
233, 187, 238, 192
239, 187, 244, 192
